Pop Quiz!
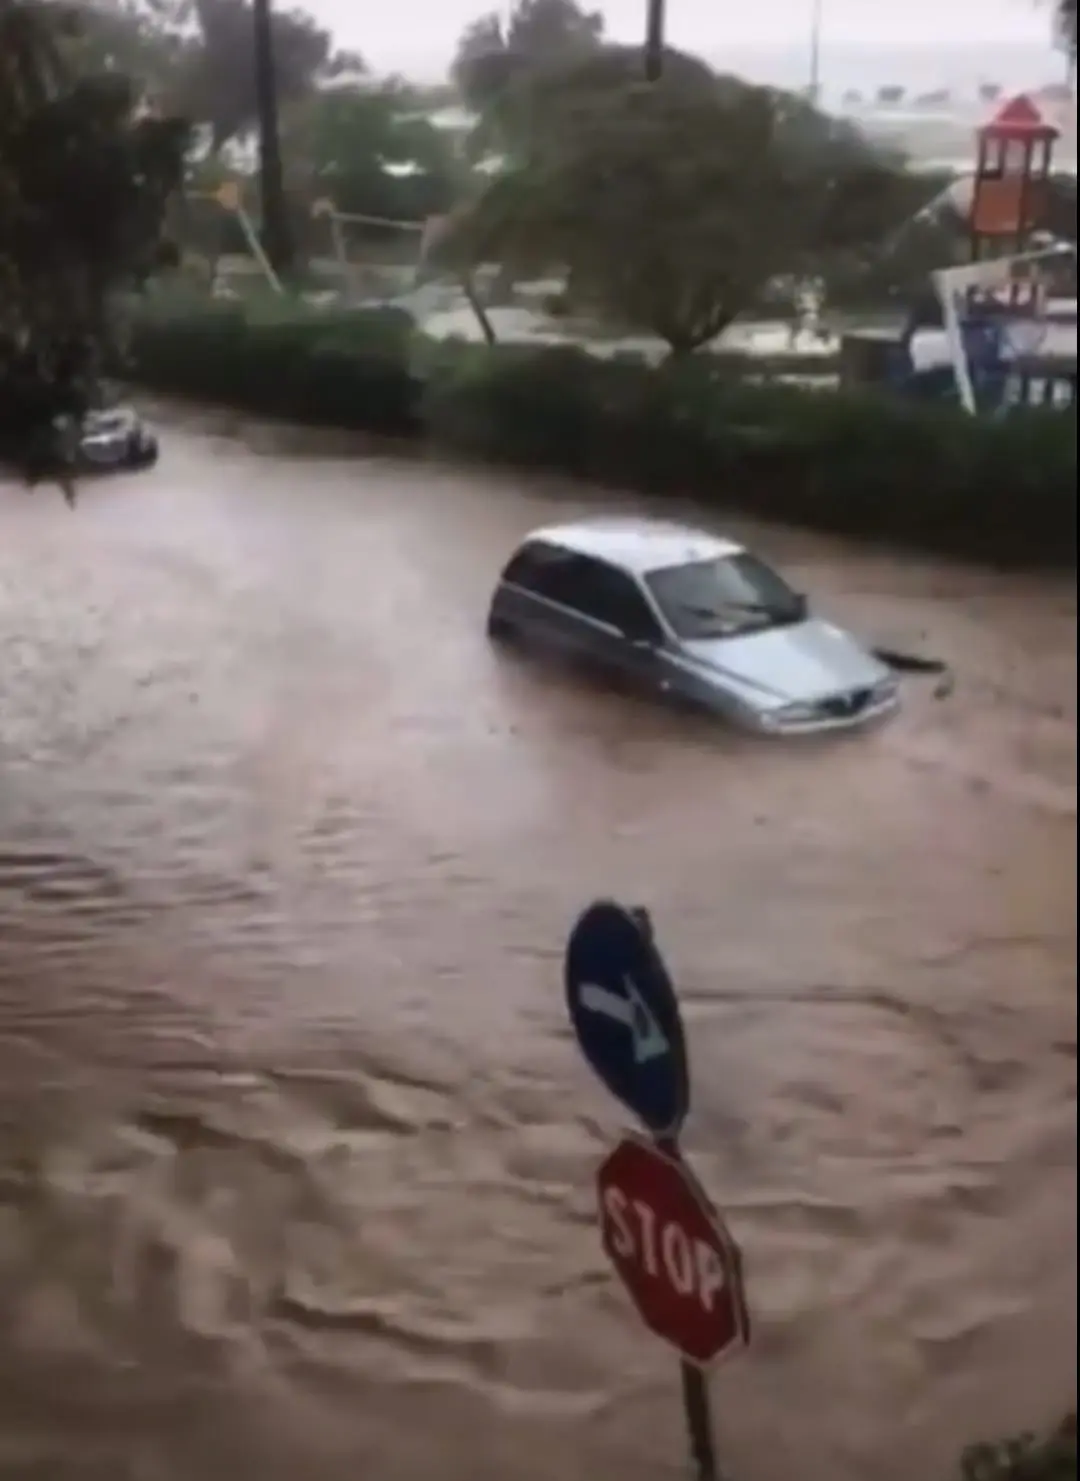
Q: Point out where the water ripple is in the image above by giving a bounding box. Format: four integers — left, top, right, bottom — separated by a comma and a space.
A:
0, 423, 1075, 1481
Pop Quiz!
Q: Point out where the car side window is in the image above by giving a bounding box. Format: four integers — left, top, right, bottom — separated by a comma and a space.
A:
501, 541, 579, 602
569, 558, 663, 640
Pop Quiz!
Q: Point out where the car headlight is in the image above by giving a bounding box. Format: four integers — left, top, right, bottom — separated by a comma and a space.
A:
872, 678, 899, 703
770, 702, 818, 725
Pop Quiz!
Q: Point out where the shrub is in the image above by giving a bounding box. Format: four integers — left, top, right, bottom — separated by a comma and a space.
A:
123, 296, 422, 437
423, 345, 1076, 566
122, 302, 1076, 569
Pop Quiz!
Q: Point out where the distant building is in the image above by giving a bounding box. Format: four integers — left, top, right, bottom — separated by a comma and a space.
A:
914, 89, 953, 109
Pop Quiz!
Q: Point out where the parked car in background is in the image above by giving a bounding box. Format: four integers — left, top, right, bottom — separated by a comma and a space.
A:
486, 517, 900, 736
73, 405, 159, 472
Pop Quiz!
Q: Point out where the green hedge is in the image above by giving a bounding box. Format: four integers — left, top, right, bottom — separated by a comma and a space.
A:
421, 343, 1076, 567
125, 294, 421, 436
121, 300, 1076, 568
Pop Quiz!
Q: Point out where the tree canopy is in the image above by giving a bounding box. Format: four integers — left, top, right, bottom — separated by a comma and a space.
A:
452, 0, 603, 115
169, 0, 349, 150
53, 0, 186, 85
50, 0, 365, 151
435, 49, 922, 355
1, 0, 186, 463
290, 81, 461, 225
1054, 0, 1076, 57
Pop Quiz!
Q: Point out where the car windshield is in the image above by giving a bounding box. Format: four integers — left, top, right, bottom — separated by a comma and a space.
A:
645, 554, 806, 639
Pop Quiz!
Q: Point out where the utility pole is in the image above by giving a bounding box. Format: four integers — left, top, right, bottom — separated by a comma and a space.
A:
644, 0, 665, 81
808, 0, 823, 105
253, 0, 294, 278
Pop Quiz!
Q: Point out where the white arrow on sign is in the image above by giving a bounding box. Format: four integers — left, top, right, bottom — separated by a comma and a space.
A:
579, 976, 670, 1064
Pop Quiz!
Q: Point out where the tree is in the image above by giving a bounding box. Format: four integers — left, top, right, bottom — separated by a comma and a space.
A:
53, 0, 363, 148
461, 33, 717, 169
0, 0, 186, 485
452, 13, 509, 113
168, 0, 351, 150
53, 0, 187, 87
290, 82, 460, 225
452, 0, 603, 114
435, 49, 918, 356
507, 0, 602, 56
1054, 0, 1076, 59
822, 217, 962, 313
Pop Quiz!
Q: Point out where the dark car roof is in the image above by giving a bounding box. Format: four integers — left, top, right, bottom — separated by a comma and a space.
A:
525, 517, 743, 577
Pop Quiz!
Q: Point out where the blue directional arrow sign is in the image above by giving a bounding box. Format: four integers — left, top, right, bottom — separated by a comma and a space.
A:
564, 900, 690, 1137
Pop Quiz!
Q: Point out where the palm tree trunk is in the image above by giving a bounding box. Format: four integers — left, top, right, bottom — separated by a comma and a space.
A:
252, 0, 293, 277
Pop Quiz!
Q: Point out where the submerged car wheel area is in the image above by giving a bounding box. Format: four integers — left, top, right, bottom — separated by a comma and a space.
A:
486, 516, 901, 736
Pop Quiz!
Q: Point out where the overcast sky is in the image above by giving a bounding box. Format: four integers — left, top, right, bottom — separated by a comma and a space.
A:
309, 0, 1057, 75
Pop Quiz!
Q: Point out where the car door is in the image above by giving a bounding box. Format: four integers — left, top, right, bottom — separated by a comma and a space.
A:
524, 551, 607, 662
561, 557, 669, 689
494, 540, 583, 643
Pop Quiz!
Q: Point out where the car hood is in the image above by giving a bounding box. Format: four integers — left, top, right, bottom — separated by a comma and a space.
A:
681, 619, 889, 705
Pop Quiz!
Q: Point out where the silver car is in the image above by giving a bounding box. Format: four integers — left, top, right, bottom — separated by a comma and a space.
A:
71, 407, 159, 472
486, 517, 900, 735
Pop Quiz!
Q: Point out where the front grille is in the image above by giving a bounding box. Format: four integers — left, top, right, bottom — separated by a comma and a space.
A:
818, 688, 872, 720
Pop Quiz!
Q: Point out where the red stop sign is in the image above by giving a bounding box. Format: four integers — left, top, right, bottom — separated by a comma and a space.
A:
596, 1136, 750, 1368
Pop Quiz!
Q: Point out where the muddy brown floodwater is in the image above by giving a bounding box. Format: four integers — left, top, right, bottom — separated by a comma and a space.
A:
0, 405, 1075, 1481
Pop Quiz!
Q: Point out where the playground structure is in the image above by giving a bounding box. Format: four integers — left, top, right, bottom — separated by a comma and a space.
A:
311, 197, 427, 299
838, 92, 1077, 412
933, 92, 1076, 413
933, 242, 1076, 413
181, 186, 428, 301
177, 185, 498, 342
184, 181, 284, 295
967, 94, 1061, 256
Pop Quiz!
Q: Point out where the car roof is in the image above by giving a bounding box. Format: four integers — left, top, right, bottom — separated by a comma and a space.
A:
524, 517, 744, 577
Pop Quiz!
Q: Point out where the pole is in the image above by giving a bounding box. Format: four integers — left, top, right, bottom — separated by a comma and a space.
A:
656, 1134, 719, 1480
933, 267, 981, 416
631, 904, 720, 1481
644, 0, 665, 81
325, 209, 348, 297
234, 205, 284, 295
252, 0, 294, 278
808, 0, 823, 105
681, 1360, 720, 1481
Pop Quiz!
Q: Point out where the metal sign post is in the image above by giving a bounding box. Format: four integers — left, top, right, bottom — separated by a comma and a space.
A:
660, 1135, 723, 1481
566, 901, 750, 1480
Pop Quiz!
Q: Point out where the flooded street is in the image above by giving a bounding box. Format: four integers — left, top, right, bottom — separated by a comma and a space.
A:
1, 408, 1075, 1481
